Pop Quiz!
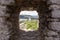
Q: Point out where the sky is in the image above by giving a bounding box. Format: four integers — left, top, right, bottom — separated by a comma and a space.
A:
20, 11, 38, 16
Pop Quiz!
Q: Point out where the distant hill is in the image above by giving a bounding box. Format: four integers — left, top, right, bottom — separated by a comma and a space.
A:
19, 15, 39, 19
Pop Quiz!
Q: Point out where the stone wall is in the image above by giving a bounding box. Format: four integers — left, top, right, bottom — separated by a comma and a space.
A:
0, 0, 60, 40
45, 0, 60, 40
0, 0, 15, 40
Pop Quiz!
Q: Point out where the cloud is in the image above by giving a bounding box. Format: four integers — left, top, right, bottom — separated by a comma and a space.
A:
20, 11, 38, 16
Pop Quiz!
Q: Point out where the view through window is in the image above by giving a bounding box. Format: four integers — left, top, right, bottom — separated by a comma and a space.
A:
19, 10, 39, 31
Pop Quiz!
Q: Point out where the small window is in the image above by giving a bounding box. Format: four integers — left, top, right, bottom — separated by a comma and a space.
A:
19, 10, 39, 31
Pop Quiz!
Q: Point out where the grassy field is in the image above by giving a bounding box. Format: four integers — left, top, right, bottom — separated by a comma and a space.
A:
24, 20, 39, 31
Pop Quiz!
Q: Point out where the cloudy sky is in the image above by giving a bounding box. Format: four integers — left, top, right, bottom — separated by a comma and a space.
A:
20, 11, 38, 16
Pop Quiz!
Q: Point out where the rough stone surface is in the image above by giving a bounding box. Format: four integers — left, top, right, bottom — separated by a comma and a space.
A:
0, 0, 15, 5
50, 0, 60, 4
18, 30, 40, 40
50, 22, 60, 30
52, 10, 60, 18
0, 0, 60, 40
0, 0, 14, 40
46, 0, 60, 40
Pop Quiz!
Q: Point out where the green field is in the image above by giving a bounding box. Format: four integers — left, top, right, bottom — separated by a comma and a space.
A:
24, 20, 39, 31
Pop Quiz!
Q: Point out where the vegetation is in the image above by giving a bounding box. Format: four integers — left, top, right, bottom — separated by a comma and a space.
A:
24, 20, 39, 31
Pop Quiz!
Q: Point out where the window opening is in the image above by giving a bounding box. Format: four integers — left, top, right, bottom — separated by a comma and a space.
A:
19, 10, 39, 31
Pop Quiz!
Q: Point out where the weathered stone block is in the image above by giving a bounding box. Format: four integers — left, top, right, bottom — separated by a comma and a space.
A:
50, 22, 60, 31
47, 31, 58, 36
0, 24, 10, 40
0, 0, 15, 5
45, 37, 60, 40
51, 10, 60, 18
0, 17, 5, 23
0, 6, 6, 16
50, 0, 60, 4
50, 5, 60, 10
